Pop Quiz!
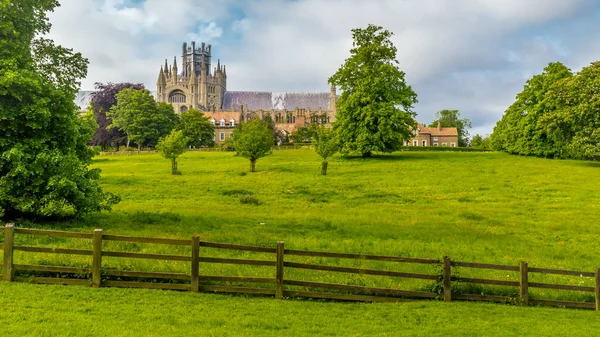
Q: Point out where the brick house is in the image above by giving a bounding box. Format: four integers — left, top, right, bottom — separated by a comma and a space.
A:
407, 121, 459, 147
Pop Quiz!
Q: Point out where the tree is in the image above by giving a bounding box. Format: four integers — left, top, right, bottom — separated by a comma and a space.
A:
429, 110, 472, 147
90, 82, 145, 151
470, 134, 491, 150
491, 62, 572, 157
232, 118, 273, 172
290, 123, 319, 143
313, 127, 339, 175
329, 24, 418, 157
0, 0, 120, 219
156, 130, 188, 174
107, 89, 178, 149
178, 108, 215, 148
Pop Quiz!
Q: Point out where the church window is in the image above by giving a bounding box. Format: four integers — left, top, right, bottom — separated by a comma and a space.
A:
230, 119, 235, 127
220, 119, 225, 127
169, 90, 186, 103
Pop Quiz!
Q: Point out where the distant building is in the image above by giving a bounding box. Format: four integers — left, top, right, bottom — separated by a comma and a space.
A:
407, 121, 459, 147
155, 41, 337, 144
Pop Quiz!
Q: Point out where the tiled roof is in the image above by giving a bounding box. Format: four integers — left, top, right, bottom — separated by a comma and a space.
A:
205, 111, 241, 122
222, 91, 331, 111
413, 121, 458, 136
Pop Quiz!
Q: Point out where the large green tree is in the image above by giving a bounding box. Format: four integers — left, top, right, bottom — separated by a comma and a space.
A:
0, 0, 120, 219
330, 24, 418, 157
232, 118, 273, 172
429, 110, 472, 147
491, 62, 573, 157
107, 89, 178, 149
178, 108, 215, 148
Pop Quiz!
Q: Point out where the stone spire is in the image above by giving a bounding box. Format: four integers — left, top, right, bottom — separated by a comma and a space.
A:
157, 66, 166, 85
329, 83, 337, 112
172, 56, 178, 84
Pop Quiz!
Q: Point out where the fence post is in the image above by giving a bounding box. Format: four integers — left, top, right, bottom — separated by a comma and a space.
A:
276, 241, 284, 299
92, 229, 103, 288
2, 224, 14, 282
520, 261, 529, 305
443, 256, 451, 302
596, 268, 600, 311
191, 236, 200, 293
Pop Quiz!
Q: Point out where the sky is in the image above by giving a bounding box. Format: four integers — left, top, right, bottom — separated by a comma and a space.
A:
48, 0, 600, 136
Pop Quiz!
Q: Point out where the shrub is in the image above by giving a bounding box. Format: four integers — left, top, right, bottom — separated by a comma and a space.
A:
239, 195, 260, 205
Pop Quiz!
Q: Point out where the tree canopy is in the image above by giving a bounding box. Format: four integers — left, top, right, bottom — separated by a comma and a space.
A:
329, 24, 418, 157
0, 0, 120, 219
90, 82, 145, 150
178, 108, 215, 148
232, 118, 273, 172
107, 89, 178, 149
313, 127, 339, 175
429, 110, 472, 147
156, 130, 188, 174
490, 61, 600, 160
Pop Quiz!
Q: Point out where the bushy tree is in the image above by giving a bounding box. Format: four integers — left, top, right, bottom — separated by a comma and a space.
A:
313, 127, 339, 175
0, 0, 120, 219
290, 123, 318, 143
491, 62, 573, 157
330, 24, 418, 157
90, 82, 144, 150
470, 134, 491, 150
107, 89, 178, 149
156, 130, 188, 174
232, 119, 273, 172
178, 108, 215, 148
429, 110, 472, 147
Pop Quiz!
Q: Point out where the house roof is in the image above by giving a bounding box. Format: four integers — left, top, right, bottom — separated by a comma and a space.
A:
205, 111, 240, 122
414, 121, 458, 136
222, 91, 332, 111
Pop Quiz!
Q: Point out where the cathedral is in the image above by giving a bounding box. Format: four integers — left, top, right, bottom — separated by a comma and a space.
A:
156, 41, 337, 144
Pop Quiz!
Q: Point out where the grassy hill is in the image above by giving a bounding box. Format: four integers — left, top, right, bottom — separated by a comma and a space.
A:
1, 150, 599, 335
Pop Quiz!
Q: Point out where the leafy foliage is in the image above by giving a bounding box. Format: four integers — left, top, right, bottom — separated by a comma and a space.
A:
290, 123, 318, 143
232, 118, 273, 172
156, 130, 188, 174
492, 61, 600, 160
470, 134, 492, 150
178, 108, 215, 148
429, 110, 472, 147
0, 0, 120, 219
89, 82, 145, 150
313, 127, 339, 175
107, 89, 178, 149
330, 24, 418, 157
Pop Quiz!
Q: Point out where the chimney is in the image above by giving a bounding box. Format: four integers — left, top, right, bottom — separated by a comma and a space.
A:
438, 121, 441, 131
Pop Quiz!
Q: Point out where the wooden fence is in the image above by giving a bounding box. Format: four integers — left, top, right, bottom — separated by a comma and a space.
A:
1, 224, 599, 310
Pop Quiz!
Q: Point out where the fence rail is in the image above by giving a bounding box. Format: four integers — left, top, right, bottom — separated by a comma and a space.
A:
1, 224, 599, 310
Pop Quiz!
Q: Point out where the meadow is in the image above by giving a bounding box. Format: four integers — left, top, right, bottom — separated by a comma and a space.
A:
1, 149, 600, 334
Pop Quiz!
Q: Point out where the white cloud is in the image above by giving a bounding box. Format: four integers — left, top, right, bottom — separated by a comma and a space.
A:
46, 0, 597, 133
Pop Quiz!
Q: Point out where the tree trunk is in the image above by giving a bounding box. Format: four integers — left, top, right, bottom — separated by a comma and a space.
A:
250, 160, 256, 172
138, 143, 142, 151
321, 161, 328, 175
362, 151, 372, 158
171, 160, 178, 174
126, 139, 131, 148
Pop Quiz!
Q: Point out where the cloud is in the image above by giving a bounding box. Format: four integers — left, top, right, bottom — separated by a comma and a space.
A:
46, 0, 599, 134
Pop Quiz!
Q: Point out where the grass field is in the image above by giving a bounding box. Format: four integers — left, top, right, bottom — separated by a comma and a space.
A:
1, 149, 600, 335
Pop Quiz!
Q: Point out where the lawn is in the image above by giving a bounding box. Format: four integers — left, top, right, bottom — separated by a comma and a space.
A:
1, 149, 600, 334
1, 282, 600, 337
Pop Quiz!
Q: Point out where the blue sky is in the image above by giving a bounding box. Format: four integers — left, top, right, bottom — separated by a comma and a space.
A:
49, 0, 600, 135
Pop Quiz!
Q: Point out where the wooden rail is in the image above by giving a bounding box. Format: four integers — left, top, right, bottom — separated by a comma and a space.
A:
2, 224, 600, 311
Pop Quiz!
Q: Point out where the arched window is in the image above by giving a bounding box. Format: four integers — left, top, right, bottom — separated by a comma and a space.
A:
220, 119, 225, 127
169, 90, 186, 103
210, 118, 215, 125
230, 119, 235, 127
180, 106, 188, 113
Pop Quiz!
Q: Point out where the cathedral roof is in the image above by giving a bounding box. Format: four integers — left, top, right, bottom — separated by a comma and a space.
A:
222, 91, 332, 111
75, 90, 157, 110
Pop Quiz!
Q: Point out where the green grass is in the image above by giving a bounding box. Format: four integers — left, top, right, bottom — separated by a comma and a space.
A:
1, 282, 600, 337
1, 150, 600, 334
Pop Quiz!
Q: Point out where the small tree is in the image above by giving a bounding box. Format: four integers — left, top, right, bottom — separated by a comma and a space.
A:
313, 127, 339, 175
156, 130, 188, 174
232, 118, 273, 172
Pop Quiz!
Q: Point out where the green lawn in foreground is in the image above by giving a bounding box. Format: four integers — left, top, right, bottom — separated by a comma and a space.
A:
1, 282, 599, 337
1, 150, 599, 320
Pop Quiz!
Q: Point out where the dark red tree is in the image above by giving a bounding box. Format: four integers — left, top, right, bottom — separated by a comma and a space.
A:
90, 82, 145, 150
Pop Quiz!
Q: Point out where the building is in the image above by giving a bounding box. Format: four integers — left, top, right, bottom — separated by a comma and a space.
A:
156, 41, 337, 144
407, 121, 459, 147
